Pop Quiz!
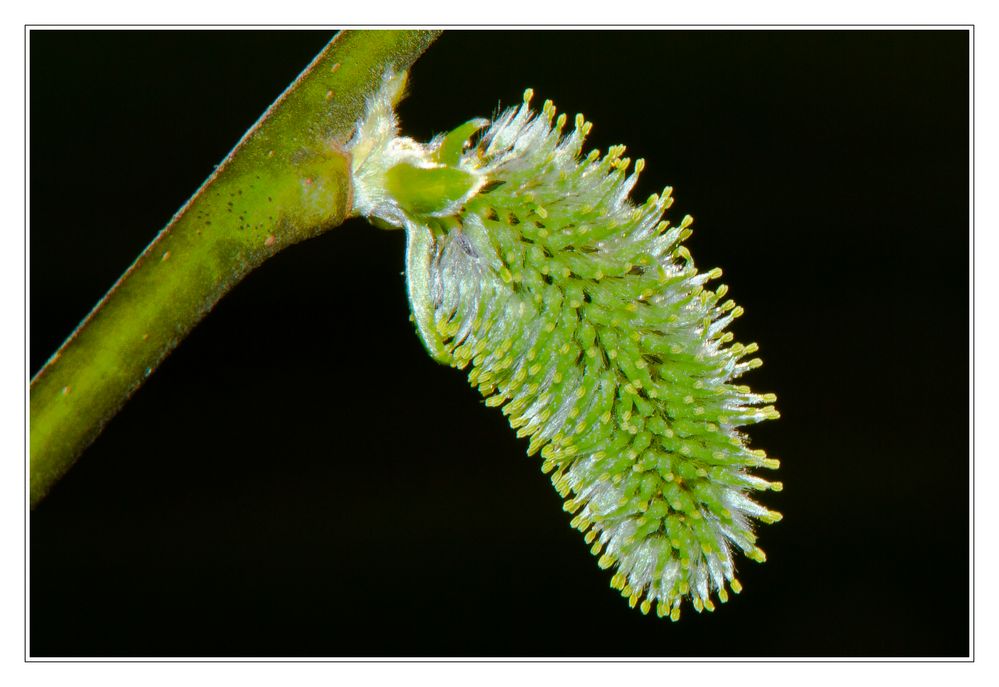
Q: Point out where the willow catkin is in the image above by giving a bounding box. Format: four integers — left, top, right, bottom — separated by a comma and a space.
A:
349, 73, 781, 620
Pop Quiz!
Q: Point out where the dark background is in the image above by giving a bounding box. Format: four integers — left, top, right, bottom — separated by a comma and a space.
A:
29, 30, 970, 657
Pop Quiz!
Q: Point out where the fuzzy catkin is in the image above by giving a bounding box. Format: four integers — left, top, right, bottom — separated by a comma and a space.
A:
350, 77, 781, 620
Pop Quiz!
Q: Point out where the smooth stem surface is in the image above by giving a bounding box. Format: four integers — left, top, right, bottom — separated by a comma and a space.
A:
30, 29, 441, 508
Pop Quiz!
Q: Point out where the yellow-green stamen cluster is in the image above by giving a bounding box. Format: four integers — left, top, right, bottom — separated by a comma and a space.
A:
352, 81, 781, 620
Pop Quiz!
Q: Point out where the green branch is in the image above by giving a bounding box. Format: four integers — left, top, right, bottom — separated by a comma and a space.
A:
30, 29, 441, 508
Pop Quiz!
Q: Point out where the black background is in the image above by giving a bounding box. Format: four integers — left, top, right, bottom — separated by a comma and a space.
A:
29, 30, 970, 657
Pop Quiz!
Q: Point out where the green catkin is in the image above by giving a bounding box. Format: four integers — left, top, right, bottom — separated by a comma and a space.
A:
349, 76, 781, 620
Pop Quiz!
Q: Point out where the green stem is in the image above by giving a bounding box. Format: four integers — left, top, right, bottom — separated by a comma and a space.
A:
30, 29, 441, 508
